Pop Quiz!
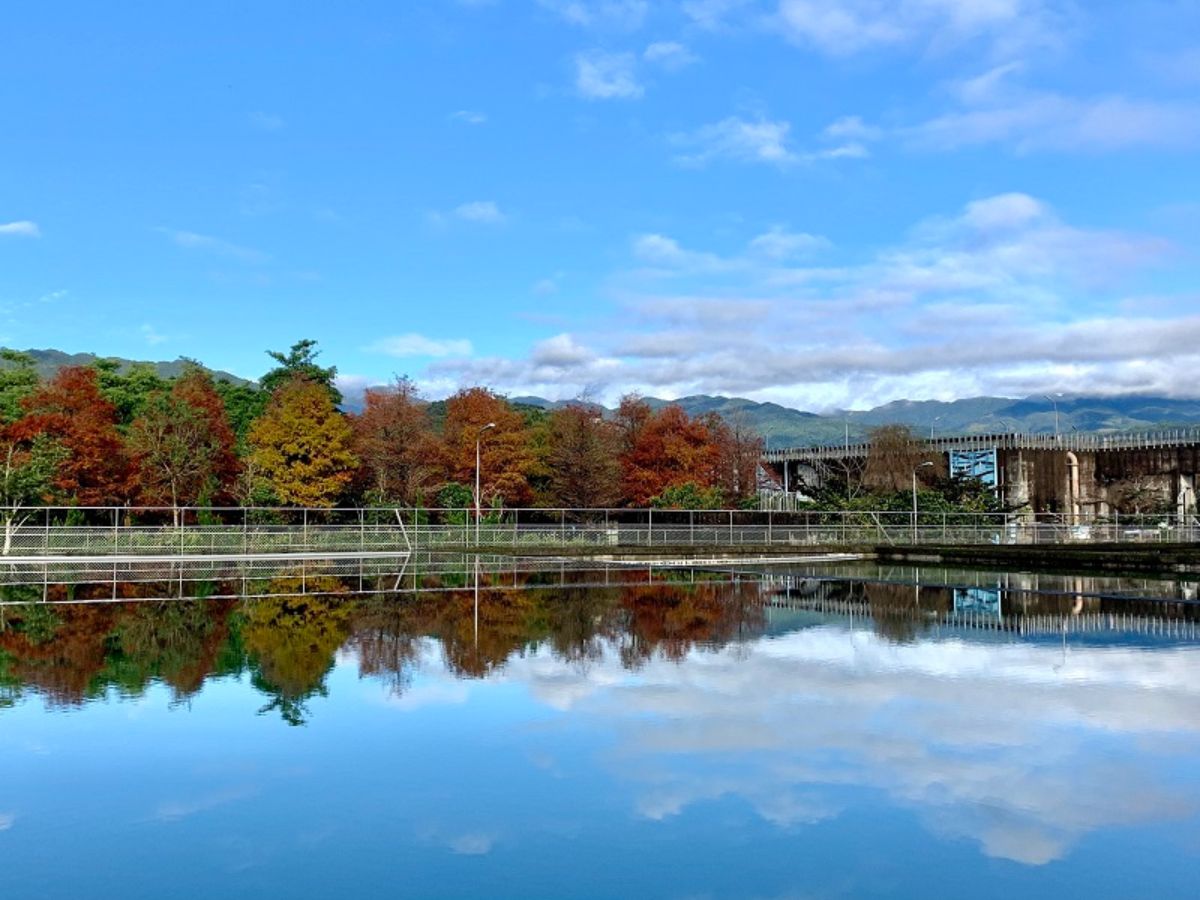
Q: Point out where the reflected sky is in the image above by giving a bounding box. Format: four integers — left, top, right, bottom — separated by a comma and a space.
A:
1, 562, 1199, 899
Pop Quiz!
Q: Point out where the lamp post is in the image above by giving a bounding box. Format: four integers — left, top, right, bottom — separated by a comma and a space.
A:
475, 422, 496, 545
912, 461, 934, 544
1044, 394, 1061, 440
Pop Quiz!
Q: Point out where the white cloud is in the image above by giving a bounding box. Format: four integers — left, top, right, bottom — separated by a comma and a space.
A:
422, 193, 1190, 406
822, 114, 882, 142
575, 50, 644, 99
531, 333, 595, 367
674, 113, 874, 166
907, 92, 1200, 152
673, 115, 798, 166
450, 110, 488, 125
369, 334, 474, 358
0, 813, 14, 830
539, 0, 648, 30
454, 201, 507, 224
160, 228, 267, 262
644, 41, 698, 70
747, 226, 831, 260
771, 0, 1058, 58
0, 220, 40, 238
682, 0, 753, 30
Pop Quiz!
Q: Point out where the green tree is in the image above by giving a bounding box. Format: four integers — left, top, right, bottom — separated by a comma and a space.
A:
650, 482, 725, 510
248, 377, 358, 507
93, 359, 170, 427
0, 432, 65, 554
129, 390, 236, 521
214, 379, 268, 448
0, 350, 39, 424
260, 339, 341, 405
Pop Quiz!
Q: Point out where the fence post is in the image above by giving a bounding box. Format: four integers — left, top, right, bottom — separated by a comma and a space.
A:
360, 508, 365, 553
768, 509, 773, 545
729, 509, 734, 545
303, 508, 308, 552
112, 507, 118, 555
648, 507, 652, 546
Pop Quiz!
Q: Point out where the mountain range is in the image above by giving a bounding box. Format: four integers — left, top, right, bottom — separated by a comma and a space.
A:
8, 347, 250, 386
511, 394, 1200, 448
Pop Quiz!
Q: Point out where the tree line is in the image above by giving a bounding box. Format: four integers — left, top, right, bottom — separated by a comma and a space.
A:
0, 340, 764, 516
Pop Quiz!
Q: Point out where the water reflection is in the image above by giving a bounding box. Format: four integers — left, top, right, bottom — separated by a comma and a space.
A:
1, 557, 1199, 896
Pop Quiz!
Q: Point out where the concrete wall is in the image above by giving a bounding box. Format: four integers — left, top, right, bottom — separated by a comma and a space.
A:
998, 446, 1199, 519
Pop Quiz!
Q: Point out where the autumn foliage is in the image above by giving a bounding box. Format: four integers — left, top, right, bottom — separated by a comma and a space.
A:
249, 377, 359, 507
15, 367, 131, 505
0, 341, 765, 511
440, 387, 536, 506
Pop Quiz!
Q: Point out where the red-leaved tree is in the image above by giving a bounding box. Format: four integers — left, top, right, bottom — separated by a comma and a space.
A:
15, 367, 133, 506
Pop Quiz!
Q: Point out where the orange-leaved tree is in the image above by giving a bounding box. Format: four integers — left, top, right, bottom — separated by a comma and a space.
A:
545, 403, 621, 508
128, 368, 241, 514
617, 398, 722, 506
248, 377, 358, 507
352, 376, 438, 505
171, 367, 240, 496
705, 411, 764, 506
440, 387, 535, 507
15, 366, 133, 505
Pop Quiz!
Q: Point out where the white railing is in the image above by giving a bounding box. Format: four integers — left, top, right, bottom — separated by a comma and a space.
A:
1, 505, 1198, 557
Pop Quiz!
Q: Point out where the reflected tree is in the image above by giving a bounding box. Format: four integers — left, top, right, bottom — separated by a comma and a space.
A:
242, 576, 354, 725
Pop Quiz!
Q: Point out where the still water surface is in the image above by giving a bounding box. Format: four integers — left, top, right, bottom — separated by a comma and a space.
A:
2, 557, 1199, 898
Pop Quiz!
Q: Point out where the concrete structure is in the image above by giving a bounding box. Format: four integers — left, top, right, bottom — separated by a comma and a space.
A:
763, 430, 1200, 521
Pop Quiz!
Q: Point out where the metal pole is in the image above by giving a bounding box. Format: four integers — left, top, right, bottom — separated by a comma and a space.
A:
911, 471, 918, 544
475, 422, 496, 547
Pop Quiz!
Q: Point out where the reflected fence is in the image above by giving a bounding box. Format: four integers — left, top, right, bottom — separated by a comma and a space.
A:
2, 505, 1200, 558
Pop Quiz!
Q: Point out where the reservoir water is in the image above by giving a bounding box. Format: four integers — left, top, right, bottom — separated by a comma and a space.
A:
2, 556, 1199, 898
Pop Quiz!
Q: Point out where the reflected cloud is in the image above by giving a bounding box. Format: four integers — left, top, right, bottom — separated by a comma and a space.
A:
449, 832, 496, 855
0, 812, 14, 831
154, 786, 259, 822
399, 625, 1200, 866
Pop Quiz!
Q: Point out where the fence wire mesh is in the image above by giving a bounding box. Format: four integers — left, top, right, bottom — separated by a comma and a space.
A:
2, 506, 1198, 558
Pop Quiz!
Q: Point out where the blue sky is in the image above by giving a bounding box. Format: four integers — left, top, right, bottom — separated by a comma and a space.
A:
2, 1, 1198, 409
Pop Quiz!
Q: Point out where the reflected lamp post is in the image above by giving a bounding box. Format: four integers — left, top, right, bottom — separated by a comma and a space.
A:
475, 422, 496, 545
912, 460, 934, 544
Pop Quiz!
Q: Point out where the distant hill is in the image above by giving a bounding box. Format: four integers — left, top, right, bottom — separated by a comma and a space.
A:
4, 347, 253, 386
513, 393, 1200, 448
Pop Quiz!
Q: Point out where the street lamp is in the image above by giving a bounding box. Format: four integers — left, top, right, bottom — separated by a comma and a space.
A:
1044, 394, 1061, 440
475, 422, 496, 545
930, 414, 944, 439
912, 461, 934, 544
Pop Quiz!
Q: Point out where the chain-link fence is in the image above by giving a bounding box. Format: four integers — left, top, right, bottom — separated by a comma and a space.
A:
2, 506, 1198, 557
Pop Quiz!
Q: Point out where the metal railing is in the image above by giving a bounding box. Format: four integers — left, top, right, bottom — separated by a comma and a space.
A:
2, 505, 1199, 558
764, 428, 1200, 463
